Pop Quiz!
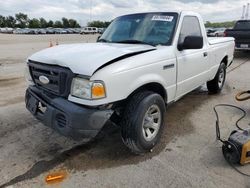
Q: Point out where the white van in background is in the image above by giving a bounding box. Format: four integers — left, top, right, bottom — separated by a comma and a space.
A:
80, 27, 98, 34
0, 27, 14, 34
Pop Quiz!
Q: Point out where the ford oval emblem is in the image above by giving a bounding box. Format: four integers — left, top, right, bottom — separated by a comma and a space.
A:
39, 75, 50, 85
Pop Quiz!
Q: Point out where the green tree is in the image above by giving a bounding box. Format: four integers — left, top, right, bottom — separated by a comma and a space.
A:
15, 13, 29, 28
39, 18, 47, 28
0, 13, 83, 28
68, 19, 80, 28
54, 20, 63, 28
47, 20, 54, 27
88, 20, 111, 28
62, 17, 70, 28
5, 16, 16, 27
205, 21, 236, 28
28, 18, 40, 28
0, 15, 6, 27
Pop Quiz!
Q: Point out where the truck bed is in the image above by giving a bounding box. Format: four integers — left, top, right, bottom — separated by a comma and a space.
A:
208, 37, 234, 45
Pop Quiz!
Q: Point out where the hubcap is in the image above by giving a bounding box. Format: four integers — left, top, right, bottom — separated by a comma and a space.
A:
142, 105, 162, 141
218, 68, 225, 88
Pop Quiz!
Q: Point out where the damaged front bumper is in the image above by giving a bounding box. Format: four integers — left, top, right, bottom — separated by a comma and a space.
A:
25, 86, 113, 140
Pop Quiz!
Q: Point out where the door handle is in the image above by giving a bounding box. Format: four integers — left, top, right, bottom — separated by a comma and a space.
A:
203, 52, 208, 57
163, 64, 175, 70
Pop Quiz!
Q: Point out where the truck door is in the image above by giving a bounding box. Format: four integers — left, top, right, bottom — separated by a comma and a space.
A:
176, 16, 209, 98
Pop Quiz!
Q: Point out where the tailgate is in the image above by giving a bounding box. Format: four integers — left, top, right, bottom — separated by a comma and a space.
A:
226, 30, 250, 44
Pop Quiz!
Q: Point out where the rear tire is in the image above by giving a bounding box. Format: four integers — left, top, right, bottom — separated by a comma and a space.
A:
120, 91, 166, 154
207, 62, 226, 94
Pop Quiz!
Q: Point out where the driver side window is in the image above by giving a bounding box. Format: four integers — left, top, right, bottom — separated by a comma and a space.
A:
178, 16, 202, 45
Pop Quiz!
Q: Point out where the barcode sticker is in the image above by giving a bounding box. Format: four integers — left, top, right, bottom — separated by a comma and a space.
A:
152, 15, 174, 22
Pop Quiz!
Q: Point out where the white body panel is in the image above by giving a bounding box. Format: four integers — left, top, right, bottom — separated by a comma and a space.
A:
28, 11, 235, 107
29, 43, 156, 76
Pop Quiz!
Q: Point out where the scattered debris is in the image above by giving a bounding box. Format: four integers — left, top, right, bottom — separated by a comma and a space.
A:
45, 170, 68, 185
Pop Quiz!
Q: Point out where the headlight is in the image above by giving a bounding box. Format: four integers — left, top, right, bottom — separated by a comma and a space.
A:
71, 77, 106, 100
24, 65, 34, 84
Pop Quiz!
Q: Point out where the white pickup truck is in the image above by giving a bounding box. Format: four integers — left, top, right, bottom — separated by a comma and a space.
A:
25, 11, 235, 154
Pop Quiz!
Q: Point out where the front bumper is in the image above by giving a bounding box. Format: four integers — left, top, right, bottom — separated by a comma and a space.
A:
25, 87, 113, 140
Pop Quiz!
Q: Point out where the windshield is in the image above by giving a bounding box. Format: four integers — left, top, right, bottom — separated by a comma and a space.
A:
99, 13, 178, 46
234, 21, 250, 30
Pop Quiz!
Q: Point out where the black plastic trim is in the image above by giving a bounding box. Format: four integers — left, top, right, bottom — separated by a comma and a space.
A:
25, 86, 113, 140
28, 60, 75, 97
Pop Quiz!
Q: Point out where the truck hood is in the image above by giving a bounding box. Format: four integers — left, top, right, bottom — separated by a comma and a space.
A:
28, 43, 156, 76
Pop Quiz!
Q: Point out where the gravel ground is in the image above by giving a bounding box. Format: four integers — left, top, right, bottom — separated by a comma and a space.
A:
0, 34, 250, 188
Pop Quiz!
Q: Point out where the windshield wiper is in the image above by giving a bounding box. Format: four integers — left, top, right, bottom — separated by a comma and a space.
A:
116, 40, 155, 47
98, 38, 110, 43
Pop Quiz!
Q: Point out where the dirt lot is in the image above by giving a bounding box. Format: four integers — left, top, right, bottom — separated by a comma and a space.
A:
0, 34, 250, 188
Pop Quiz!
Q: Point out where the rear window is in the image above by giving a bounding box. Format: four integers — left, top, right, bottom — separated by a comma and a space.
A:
234, 21, 250, 30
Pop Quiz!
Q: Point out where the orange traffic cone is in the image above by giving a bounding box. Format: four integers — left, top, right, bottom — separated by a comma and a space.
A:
49, 40, 53, 47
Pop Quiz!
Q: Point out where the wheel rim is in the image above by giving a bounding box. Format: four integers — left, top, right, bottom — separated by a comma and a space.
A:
142, 104, 162, 142
218, 68, 225, 88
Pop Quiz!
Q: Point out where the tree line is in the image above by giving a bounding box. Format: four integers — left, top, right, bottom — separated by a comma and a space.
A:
205, 21, 236, 28
0, 13, 81, 28
87, 20, 111, 28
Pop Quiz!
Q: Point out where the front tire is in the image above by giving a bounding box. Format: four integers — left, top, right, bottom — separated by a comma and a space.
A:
120, 91, 166, 154
207, 62, 226, 94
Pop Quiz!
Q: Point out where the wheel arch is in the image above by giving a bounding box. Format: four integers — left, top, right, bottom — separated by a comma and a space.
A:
127, 82, 168, 104
221, 55, 228, 66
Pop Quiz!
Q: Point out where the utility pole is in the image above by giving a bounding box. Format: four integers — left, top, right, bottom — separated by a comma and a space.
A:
242, 5, 246, 20
245, 3, 250, 20
89, 0, 93, 23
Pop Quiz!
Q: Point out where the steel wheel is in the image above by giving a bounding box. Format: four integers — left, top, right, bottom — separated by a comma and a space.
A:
207, 63, 226, 94
218, 68, 225, 89
121, 91, 166, 154
142, 104, 162, 141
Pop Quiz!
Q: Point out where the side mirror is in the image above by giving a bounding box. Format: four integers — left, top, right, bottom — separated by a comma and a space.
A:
178, 36, 203, 51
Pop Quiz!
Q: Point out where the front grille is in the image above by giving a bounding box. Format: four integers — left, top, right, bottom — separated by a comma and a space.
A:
28, 60, 74, 97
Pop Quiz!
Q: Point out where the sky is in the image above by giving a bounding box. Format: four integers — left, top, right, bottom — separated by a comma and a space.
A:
0, 0, 249, 26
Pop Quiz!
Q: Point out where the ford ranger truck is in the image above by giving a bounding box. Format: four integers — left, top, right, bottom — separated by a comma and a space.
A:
25, 11, 235, 154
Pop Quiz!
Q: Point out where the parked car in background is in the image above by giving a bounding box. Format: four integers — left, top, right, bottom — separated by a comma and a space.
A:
98, 28, 105, 34
37, 29, 47, 34
19, 28, 29, 34
13, 28, 21, 34
80, 27, 98, 34
206, 28, 216, 36
225, 20, 250, 50
54, 28, 67, 34
0, 27, 14, 34
65, 28, 74, 34
73, 28, 81, 34
13, 28, 35, 34
210, 28, 226, 37
29, 29, 37, 34
46, 28, 55, 34
4, 27, 81, 35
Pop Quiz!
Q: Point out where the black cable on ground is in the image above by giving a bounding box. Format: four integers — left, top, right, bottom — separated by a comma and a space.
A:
214, 104, 246, 132
226, 159, 250, 177
213, 104, 250, 177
